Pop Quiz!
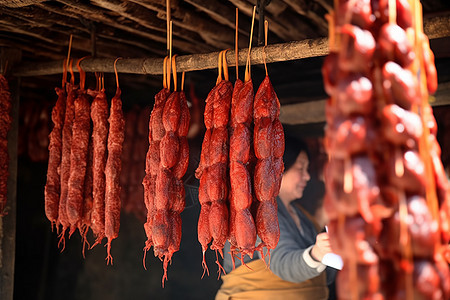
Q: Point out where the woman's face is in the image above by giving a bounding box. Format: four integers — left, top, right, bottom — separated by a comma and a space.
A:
280, 151, 311, 202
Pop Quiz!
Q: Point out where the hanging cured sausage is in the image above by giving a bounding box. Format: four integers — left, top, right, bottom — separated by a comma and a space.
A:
57, 60, 77, 248
0, 72, 12, 216
45, 61, 67, 228
105, 59, 125, 265
323, 0, 450, 298
196, 51, 232, 277
229, 49, 257, 261
143, 55, 190, 286
90, 76, 109, 247
253, 27, 284, 256
67, 58, 92, 237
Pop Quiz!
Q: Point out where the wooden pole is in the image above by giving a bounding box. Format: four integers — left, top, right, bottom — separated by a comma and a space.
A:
13, 38, 328, 76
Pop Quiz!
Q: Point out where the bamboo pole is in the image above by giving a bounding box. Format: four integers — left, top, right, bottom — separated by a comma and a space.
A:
13, 38, 328, 76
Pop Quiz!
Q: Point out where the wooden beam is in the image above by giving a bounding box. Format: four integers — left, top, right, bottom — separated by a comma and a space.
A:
183, 0, 253, 37
423, 15, 450, 39
90, 0, 208, 48
34, 4, 164, 56
130, 0, 248, 50
0, 48, 21, 300
11, 13, 450, 76
13, 38, 329, 76
280, 82, 450, 125
2, 5, 164, 57
280, 99, 327, 125
0, 0, 44, 7
228, 0, 311, 41
55, 0, 211, 54
282, 0, 328, 34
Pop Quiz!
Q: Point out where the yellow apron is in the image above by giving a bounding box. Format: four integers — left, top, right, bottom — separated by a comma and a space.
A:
215, 259, 328, 300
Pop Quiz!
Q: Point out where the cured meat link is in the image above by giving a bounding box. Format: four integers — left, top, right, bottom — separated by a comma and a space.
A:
256, 200, 279, 249
196, 128, 211, 179
382, 104, 422, 148
0, 74, 12, 216
338, 24, 376, 74
387, 150, 427, 194
382, 61, 420, 109
254, 119, 273, 159
45, 87, 66, 226
231, 79, 253, 126
326, 116, 376, 159
143, 87, 170, 256
209, 127, 228, 166
82, 137, 94, 241
90, 90, 109, 243
172, 137, 189, 179
152, 209, 170, 257
150, 89, 170, 141
376, 0, 413, 29
206, 163, 228, 203
177, 92, 191, 137
233, 209, 257, 255
336, 75, 373, 116
253, 76, 280, 121
254, 158, 275, 202
203, 85, 217, 130
162, 92, 181, 133
213, 81, 233, 128
209, 200, 229, 251
378, 195, 438, 259
160, 131, 180, 169
229, 124, 251, 163
337, 0, 374, 29
253, 75, 283, 252
58, 86, 77, 237
378, 23, 414, 67
271, 120, 285, 159
105, 87, 125, 264
229, 161, 252, 210
67, 93, 91, 234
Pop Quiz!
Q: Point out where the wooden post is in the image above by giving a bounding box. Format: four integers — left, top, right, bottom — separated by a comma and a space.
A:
0, 48, 21, 300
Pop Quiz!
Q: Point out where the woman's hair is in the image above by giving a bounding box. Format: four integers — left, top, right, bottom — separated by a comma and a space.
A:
283, 134, 310, 172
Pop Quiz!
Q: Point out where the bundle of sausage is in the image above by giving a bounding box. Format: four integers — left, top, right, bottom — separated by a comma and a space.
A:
228, 72, 257, 260
253, 73, 284, 256
143, 56, 190, 286
90, 85, 109, 247
323, 0, 450, 298
0, 73, 12, 216
44, 60, 125, 263
56, 65, 79, 245
104, 69, 125, 264
196, 51, 232, 276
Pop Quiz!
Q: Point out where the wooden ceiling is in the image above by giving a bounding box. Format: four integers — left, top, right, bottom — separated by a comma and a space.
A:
1, 0, 450, 126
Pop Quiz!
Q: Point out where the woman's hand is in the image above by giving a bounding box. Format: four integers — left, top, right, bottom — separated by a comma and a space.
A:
310, 232, 332, 262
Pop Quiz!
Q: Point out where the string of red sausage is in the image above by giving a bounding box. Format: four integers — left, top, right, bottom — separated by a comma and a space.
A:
44, 59, 125, 263
105, 59, 125, 265
196, 51, 233, 277
323, 0, 450, 298
0, 72, 12, 216
143, 56, 190, 286
228, 71, 257, 262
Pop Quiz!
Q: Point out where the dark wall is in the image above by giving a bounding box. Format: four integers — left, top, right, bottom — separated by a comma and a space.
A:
14, 156, 222, 300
